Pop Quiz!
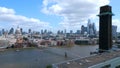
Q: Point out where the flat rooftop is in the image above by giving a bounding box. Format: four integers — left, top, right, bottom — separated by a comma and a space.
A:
53, 49, 120, 68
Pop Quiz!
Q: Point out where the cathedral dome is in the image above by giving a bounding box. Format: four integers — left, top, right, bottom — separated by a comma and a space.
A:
15, 27, 21, 34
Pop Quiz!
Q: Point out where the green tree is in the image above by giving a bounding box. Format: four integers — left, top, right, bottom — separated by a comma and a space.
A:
46, 64, 52, 68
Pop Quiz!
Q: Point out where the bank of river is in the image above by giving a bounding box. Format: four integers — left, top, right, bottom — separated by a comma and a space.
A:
0, 45, 98, 68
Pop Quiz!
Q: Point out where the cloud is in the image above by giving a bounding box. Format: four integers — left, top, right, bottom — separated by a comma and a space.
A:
42, 0, 110, 30
0, 7, 15, 14
0, 7, 51, 31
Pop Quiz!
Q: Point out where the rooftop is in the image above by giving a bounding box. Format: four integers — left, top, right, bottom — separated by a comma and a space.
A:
53, 49, 120, 68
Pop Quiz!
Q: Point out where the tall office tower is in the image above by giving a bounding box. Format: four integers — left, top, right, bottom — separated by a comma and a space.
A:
70, 30, 73, 34
41, 29, 43, 34
87, 19, 91, 34
0, 31, 2, 36
98, 5, 114, 52
64, 29, 66, 34
28, 29, 31, 33
89, 23, 94, 36
8, 28, 14, 34
81, 25, 85, 34
92, 23, 97, 35
64, 29, 67, 38
112, 25, 117, 39
44, 29, 47, 34
61, 30, 64, 34
20, 28, 23, 34
2, 29, 5, 35
76, 30, 81, 34
57, 30, 60, 34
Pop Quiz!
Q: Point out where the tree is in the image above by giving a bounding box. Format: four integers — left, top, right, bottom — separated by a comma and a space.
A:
46, 64, 52, 68
23, 37, 28, 41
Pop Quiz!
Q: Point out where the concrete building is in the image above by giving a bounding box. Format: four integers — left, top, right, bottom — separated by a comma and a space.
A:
0, 36, 9, 48
112, 25, 117, 39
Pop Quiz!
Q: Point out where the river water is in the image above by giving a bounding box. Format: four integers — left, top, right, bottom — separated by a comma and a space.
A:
0, 45, 98, 68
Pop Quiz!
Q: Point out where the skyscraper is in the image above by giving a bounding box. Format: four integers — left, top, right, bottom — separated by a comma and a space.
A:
41, 29, 43, 34
64, 29, 66, 34
112, 25, 117, 39
87, 19, 91, 34
76, 30, 81, 34
2, 29, 5, 35
87, 19, 97, 37
92, 23, 97, 35
89, 23, 94, 36
28, 29, 31, 33
98, 5, 114, 52
57, 30, 60, 34
8, 28, 14, 34
70, 30, 73, 34
20, 28, 23, 34
81, 25, 85, 34
44, 29, 47, 34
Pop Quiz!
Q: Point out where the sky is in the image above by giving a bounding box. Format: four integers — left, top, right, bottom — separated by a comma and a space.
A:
0, 0, 120, 32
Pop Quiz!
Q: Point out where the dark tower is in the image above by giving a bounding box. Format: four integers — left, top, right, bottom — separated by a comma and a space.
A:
98, 5, 114, 53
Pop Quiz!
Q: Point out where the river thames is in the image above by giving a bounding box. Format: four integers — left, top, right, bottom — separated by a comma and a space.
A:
0, 45, 98, 68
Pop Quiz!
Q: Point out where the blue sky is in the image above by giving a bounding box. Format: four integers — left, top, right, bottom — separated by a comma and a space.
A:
0, 0, 120, 32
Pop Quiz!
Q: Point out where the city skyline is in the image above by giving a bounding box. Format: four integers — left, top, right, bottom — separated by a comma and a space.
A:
0, 0, 120, 32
